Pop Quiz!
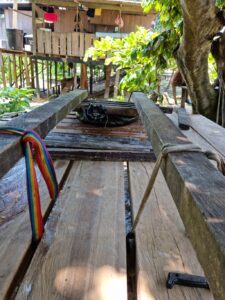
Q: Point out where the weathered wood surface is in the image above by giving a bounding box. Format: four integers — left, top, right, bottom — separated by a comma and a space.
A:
48, 147, 154, 161
132, 92, 225, 300
129, 161, 213, 300
0, 160, 71, 300
190, 114, 225, 158
16, 161, 127, 300
177, 107, 190, 130
0, 90, 87, 180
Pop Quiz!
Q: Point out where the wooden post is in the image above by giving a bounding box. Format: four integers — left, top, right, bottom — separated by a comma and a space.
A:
24, 52, 30, 87
0, 51, 6, 88
30, 56, 35, 88
8, 55, 12, 86
12, 0, 18, 29
104, 64, 111, 99
12, 54, 18, 88
114, 69, 120, 98
35, 58, 40, 97
32, 3, 37, 55
73, 63, 77, 88
50, 60, 52, 92
19, 56, 23, 87
42, 60, 45, 92
55, 61, 58, 95
46, 60, 50, 96
80, 63, 88, 89
89, 63, 93, 95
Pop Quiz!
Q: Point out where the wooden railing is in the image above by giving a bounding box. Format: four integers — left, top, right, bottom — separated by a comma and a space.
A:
36, 30, 95, 57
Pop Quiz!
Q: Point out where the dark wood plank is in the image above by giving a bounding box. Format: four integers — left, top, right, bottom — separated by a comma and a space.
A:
177, 107, 190, 130
0, 160, 71, 299
48, 147, 155, 161
129, 161, 213, 300
16, 161, 127, 300
132, 92, 225, 300
0, 90, 88, 179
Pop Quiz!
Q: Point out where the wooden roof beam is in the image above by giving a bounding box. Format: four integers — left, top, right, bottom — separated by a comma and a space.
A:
132, 92, 225, 300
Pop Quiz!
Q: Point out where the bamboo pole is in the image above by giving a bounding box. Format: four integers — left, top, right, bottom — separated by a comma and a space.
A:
0, 51, 6, 88
35, 58, 40, 97
46, 60, 50, 96
24, 52, 30, 87
55, 61, 58, 95
104, 64, 111, 99
12, 54, 18, 88
8, 55, 12, 87
30, 56, 35, 88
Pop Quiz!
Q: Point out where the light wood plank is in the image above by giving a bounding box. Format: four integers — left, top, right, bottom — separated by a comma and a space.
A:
190, 114, 225, 158
60, 33, 66, 56
66, 33, 72, 56
52, 32, 60, 55
80, 32, 85, 57
71, 32, 79, 56
129, 162, 213, 300
16, 161, 127, 300
0, 160, 70, 299
132, 92, 225, 300
0, 90, 88, 179
45, 31, 52, 54
37, 30, 44, 54
85, 33, 94, 51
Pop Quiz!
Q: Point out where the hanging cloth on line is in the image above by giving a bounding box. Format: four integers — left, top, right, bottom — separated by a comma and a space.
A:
0, 127, 59, 242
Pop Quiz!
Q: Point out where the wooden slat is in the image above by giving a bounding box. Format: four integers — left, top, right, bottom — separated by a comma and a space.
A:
48, 147, 154, 161
60, 33, 66, 56
0, 90, 88, 179
71, 32, 79, 56
52, 32, 60, 55
129, 161, 213, 300
16, 161, 127, 300
80, 32, 85, 57
37, 30, 44, 54
132, 92, 225, 300
45, 31, 52, 54
0, 160, 71, 299
66, 32, 72, 56
190, 114, 225, 158
85, 33, 94, 51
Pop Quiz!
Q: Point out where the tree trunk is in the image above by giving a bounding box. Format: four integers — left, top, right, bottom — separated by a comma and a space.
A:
176, 0, 221, 120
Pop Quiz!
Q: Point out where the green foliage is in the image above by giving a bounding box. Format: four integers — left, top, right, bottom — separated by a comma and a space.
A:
0, 88, 34, 114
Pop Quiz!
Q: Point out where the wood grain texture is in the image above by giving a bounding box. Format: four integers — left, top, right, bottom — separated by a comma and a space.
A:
0, 160, 70, 300
0, 90, 88, 180
129, 161, 213, 300
177, 107, 190, 130
16, 161, 127, 300
132, 92, 225, 300
190, 114, 225, 158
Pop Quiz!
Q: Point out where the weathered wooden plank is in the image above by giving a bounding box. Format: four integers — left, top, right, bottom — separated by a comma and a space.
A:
85, 33, 94, 51
45, 132, 151, 151
48, 147, 155, 161
0, 160, 71, 299
37, 30, 44, 54
80, 32, 85, 57
71, 32, 79, 56
0, 90, 88, 179
190, 114, 225, 158
132, 92, 225, 300
66, 32, 72, 56
16, 161, 127, 300
45, 31, 52, 54
52, 32, 60, 55
129, 161, 213, 300
60, 33, 66, 56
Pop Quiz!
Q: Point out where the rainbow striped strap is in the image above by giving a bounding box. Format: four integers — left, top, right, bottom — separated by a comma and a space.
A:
0, 127, 59, 242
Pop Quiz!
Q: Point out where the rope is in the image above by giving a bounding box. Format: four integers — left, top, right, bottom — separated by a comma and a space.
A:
0, 127, 59, 242
131, 143, 225, 233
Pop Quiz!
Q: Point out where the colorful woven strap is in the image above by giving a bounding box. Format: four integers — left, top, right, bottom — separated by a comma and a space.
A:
0, 127, 59, 242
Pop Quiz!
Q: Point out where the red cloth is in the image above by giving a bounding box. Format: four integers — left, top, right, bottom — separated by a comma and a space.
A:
44, 13, 58, 22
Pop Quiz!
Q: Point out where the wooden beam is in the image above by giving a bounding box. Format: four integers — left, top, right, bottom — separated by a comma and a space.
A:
0, 51, 6, 88
177, 107, 190, 130
132, 92, 225, 300
0, 90, 88, 180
